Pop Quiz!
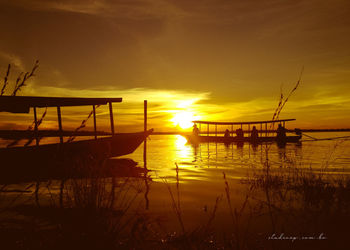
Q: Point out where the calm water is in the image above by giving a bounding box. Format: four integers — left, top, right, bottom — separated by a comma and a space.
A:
2, 132, 350, 237
107, 132, 350, 219
129, 133, 350, 183
2, 133, 350, 196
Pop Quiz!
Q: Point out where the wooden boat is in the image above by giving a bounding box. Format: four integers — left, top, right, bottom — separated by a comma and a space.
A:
0, 96, 152, 182
185, 119, 301, 145
0, 130, 152, 165
185, 134, 301, 144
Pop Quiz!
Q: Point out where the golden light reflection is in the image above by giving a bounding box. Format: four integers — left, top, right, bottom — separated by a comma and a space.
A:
172, 135, 203, 182
174, 135, 192, 159
175, 135, 188, 149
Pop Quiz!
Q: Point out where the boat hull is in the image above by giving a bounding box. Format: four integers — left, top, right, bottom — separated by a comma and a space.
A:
0, 130, 152, 183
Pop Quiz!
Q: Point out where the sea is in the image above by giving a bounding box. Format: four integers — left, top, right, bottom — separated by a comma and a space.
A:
131, 133, 350, 182
122, 133, 350, 224
1, 132, 350, 237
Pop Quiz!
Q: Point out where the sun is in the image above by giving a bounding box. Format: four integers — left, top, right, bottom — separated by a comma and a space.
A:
171, 111, 196, 129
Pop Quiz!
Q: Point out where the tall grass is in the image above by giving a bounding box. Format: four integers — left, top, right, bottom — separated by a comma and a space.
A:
2, 144, 350, 249
223, 172, 253, 249
0, 64, 10, 96
161, 163, 225, 249
271, 67, 303, 123
0, 60, 39, 96
164, 162, 185, 234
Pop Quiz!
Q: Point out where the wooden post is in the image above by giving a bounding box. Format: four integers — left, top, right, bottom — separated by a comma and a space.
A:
231, 125, 233, 136
199, 123, 201, 134
260, 123, 262, 137
33, 107, 39, 146
144, 100, 147, 132
143, 100, 149, 210
143, 100, 147, 168
215, 124, 217, 137
265, 123, 267, 137
93, 105, 97, 140
207, 124, 209, 136
109, 102, 115, 135
57, 106, 63, 143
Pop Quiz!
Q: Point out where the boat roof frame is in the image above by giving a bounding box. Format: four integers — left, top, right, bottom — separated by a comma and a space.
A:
0, 96, 122, 113
193, 119, 296, 126
0, 96, 123, 142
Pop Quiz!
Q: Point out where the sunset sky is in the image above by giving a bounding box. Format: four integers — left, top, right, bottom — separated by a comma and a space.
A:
1, 0, 350, 132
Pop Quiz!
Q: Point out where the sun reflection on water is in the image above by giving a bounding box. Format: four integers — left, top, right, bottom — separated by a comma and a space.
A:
161, 135, 202, 183
174, 135, 191, 157
130, 134, 350, 186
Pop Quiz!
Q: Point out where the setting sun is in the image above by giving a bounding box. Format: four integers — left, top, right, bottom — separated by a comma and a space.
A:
171, 111, 197, 129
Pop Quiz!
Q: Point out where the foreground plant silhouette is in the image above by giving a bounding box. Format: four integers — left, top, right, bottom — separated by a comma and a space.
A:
1, 60, 39, 96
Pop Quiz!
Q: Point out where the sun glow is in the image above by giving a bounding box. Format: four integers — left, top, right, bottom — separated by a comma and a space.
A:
171, 111, 197, 129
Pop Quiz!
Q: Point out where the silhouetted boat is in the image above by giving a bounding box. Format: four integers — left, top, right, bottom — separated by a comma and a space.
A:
0, 130, 152, 167
186, 134, 301, 144
185, 119, 301, 145
0, 96, 153, 180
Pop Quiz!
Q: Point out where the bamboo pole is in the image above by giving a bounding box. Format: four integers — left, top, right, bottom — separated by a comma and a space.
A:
109, 102, 115, 135
143, 100, 147, 167
57, 106, 63, 143
143, 100, 149, 210
144, 100, 147, 132
33, 107, 39, 146
93, 105, 97, 140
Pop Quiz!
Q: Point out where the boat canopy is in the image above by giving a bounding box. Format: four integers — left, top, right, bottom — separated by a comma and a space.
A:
192, 119, 295, 125
0, 96, 122, 113
192, 118, 297, 136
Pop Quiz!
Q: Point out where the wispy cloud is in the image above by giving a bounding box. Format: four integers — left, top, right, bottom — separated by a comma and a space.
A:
47, 0, 108, 15
0, 0, 107, 15
2, 0, 187, 20
0, 0, 349, 130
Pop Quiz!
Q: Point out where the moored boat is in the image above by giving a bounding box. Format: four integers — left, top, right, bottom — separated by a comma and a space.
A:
185, 134, 301, 144
185, 119, 301, 145
0, 96, 152, 183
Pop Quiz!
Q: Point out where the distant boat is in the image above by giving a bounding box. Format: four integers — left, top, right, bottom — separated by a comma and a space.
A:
0, 96, 152, 183
185, 119, 301, 145
186, 134, 301, 144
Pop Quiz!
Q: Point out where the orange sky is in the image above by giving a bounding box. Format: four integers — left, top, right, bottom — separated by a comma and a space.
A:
1, 0, 350, 131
